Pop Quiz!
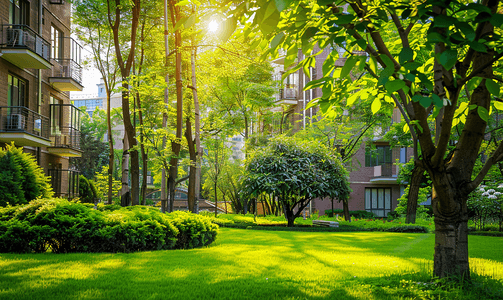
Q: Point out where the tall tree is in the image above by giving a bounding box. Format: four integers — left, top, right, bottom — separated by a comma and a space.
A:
106, 0, 141, 206
74, 1, 119, 204
229, 0, 503, 279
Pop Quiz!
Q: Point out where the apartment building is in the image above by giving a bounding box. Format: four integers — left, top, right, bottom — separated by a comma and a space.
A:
272, 46, 412, 217
0, 0, 83, 198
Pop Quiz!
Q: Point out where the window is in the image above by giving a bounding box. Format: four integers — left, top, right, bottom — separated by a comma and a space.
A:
399, 147, 407, 163
365, 187, 392, 217
51, 25, 63, 60
8, 74, 27, 107
50, 96, 63, 135
9, 0, 29, 25
365, 145, 392, 167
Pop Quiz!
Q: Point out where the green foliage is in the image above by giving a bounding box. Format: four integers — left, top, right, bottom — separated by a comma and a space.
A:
395, 186, 432, 219
0, 199, 218, 253
79, 175, 98, 204
324, 209, 375, 219
0, 143, 53, 207
94, 165, 121, 201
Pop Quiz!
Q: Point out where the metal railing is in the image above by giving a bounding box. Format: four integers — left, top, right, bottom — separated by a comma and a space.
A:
279, 87, 298, 99
379, 162, 393, 177
49, 104, 81, 149
0, 106, 50, 138
48, 169, 79, 199
0, 24, 51, 62
51, 58, 83, 84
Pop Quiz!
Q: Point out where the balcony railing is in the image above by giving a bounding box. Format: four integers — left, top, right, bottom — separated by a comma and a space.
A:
51, 58, 83, 85
51, 126, 80, 149
279, 87, 298, 99
0, 24, 51, 62
374, 162, 393, 177
48, 169, 79, 199
0, 106, 50, 138
50, 104, 81, 149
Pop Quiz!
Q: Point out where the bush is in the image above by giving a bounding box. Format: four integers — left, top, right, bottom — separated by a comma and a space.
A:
324, 209, 375, 219
385, 226, 429, 233
0, 199, 218, 253
0, 143, 53, 206
79, 176, 98, 204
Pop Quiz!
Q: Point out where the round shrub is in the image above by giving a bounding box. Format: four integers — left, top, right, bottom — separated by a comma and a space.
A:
0, 199, 218, 253
0, 143, 53, 207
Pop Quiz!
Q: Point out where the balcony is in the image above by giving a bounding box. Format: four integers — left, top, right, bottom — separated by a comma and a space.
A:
275, 87, 298, 107
48, 169, 79, 199
370, 163, 398, 184
48, 104, 82, 157
49, 59, 84, 91
0, 24, 51, 69
0, 106, 51, 147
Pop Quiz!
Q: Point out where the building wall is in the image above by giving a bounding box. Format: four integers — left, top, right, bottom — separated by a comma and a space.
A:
0, 0, 80, 197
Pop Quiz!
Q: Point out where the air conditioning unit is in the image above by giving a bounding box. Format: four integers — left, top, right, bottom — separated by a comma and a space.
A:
5, 114, 25, 130
6, 28, 24, 47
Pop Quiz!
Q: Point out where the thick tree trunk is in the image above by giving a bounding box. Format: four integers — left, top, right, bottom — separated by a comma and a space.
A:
406, 164, 425, 224
185, 116, 196, 212
286, 209, 295, 227
433, 192, 470, 279
120, 133, 130, 206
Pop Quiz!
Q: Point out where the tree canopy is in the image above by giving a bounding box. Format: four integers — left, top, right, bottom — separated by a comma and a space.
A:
243, 137, 350, 226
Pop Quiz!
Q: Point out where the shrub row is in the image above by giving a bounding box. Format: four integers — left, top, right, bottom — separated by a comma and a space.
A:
0, 199, 218, 254
324, 209, 376, 219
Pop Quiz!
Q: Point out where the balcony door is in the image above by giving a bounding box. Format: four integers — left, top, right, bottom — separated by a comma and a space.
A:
9, 0, 29, 25
7, 74, 26, 108
50, 96, 63, 135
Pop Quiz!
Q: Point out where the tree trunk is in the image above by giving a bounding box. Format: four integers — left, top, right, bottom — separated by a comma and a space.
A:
342, 199, 350, 222
120, 133, 130, 206
285, 208, 295, 227
185, 116, 197, 212
107, 92, 114, 204
406, 164, 425, 224
432, 192, 470, 279
161, 0, 169, 213
214, 181, 218, 217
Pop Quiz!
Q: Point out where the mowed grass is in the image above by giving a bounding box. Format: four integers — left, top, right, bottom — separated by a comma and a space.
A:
0, 228, 502, 300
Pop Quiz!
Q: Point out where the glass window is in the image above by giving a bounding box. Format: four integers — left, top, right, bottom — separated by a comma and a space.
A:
8, 74, 26, 107
365, 187, 392, 217
51, 25, 63, 60
9, 0, 29, 25
50, 96, 63, 135
365, 145, 392, 167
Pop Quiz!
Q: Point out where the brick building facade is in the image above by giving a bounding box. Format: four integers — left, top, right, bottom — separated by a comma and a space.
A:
0, 0, 83, 198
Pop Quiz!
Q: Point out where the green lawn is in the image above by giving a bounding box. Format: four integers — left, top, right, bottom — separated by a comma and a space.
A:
1, 228, 502, 299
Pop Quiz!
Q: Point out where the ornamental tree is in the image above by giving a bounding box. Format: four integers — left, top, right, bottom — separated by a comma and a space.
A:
242, 137, 350, 227
223, 0, 503, 280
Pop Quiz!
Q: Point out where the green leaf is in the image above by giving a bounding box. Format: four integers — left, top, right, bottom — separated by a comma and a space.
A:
477, 106, 489, 122
412, 94, 422, 102
468, 41, 487, 53
466, 77, 482, 91
399, 47, 414, 64
371, 98, 381, 114
456, 22, 476, 41
385, 79, 406, 94
341, 56, 358, 78
174, 16, 188, 31
270, 32, 285, 50
434, 15, 457, 28
494, 101, 503, 110
404, 61, 421, 71
184, 14, 196, 29
427, 32, 446, 43
334, 14, 355, 25
274, 0, 291, 12
406, 73, 416, 82
220, 17, 237, 42
356, 39, 367, 51
419, 97, 432, 108
439, 49, 458, 70
490, 14, 503, 28
302, 27, 318, 40
432, 94, 443, 108
485, 79, 500, 97
369, 56, 378, 74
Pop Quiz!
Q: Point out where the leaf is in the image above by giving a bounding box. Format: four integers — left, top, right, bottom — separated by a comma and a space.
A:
341, 56, 358, 78
404, 62, 421, 71
477, 106, 489, 122
439, 49, 458, 70
466, 77, 483, 91
175, 0, 190, 6
434, 15, 457, 28
347, 93, 359, 107
403, 122, 410, 133
356, 39, 367, 50
490, 14, 503, 28
456, 22, 476, 41
399, 47, 414, 64
369, 55, 378, 74
184, 14, 196, 29
270, 32, 285, 50
371, 98, 381, 114
432, 94, 443, 108
468, 41, 487, 53
427, 32, 446, 43
220, 17, 237, 42
485, 79, 500, 97
302, 27, 318, 40
419, 97, 432, 108
385, 79, 406, 94
494, 101, 503, 111
174, 16, 188, 31
274, 0, 291, 12
334, 14, 355, 25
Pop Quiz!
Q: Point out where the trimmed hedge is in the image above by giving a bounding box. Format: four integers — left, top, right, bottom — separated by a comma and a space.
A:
324, 209, 375, 219
0, 199, 218, 253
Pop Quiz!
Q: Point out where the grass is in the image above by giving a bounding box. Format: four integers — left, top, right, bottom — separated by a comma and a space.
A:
1, 228, 502, 299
